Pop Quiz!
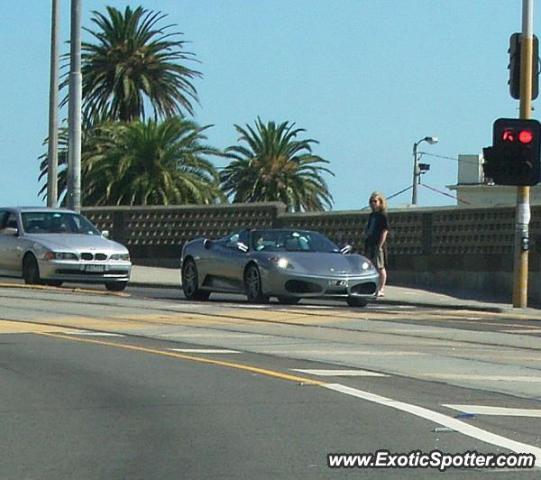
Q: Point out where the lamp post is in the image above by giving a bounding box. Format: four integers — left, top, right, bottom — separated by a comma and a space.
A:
67, 0, 82, 212
412, 136, 438, 205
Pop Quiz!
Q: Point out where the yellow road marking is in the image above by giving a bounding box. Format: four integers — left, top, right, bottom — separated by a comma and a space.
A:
36, 332, 324, 386
4, 306, 531, 336
0, 320, 81, 334
0, 282, 128, 296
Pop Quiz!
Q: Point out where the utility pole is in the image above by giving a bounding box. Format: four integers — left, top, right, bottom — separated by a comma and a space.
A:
47, 0, 59, 208
513, 0, 534, 308
67, 0, 82, 212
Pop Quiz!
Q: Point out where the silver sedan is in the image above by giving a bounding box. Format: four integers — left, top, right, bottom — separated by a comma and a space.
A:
0, 207, 131, 291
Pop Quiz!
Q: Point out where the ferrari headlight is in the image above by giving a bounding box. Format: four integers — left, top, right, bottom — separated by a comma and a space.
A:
110, 253, 130, 261
277, 258, 289, 269
271, 257, 293, 269
362, 261, 373, 271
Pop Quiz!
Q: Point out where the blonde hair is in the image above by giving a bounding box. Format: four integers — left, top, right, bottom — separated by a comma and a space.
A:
369, 191, 387, 212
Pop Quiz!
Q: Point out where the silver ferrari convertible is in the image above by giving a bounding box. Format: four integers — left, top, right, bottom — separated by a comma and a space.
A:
180, 229, 379, 306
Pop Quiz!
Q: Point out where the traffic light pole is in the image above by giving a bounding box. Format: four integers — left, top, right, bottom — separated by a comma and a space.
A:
513, 0, 534, 308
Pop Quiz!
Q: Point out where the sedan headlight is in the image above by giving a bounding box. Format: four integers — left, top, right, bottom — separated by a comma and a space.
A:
110, 253, 130, 261
44, 251, 79, 261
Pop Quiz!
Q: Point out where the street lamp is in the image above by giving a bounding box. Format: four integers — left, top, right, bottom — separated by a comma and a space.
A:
412, 136, 438, 205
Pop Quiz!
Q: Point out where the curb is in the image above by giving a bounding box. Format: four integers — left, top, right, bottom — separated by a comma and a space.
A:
129, 281, 180, 290
127, 280, 506, 313
376, 298, 506, 313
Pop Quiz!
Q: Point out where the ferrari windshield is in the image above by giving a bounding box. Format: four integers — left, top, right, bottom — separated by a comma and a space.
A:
251, 230, 340, 253
21, 212, 101, 235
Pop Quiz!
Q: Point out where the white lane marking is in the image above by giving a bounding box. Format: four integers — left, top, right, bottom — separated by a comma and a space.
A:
422, 374, 541, 383
169, 348, 240, 354
369, 305, 416, 310
65, 331, 124, 337
324, 383, 541, 468
293, 305, 333, 309
227, 304, 271, 309
160, 333, 260, 338
444, 405, 541, 418
502, 329, 541, 334
264, 350, 425, 356
292, 369, 387, 377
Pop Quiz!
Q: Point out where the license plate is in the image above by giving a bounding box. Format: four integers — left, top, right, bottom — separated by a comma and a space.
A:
85, 265, 105, 273
328, 279, 347, 287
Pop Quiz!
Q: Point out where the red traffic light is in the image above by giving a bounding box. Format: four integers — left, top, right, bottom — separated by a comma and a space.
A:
500, 127, 534, 144
518, 129, 534, 144
501, 129, 515, 142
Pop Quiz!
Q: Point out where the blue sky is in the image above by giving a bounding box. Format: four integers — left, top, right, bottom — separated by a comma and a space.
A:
0, 0, 531, 210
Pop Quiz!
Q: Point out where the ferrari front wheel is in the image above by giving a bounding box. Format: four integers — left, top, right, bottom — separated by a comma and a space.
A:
277, 296, 301, 305
346, 296, 368, 307
244, 264, 269, 304
182, 259, 210, 301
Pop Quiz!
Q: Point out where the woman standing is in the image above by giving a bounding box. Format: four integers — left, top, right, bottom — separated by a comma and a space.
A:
364, 192, 389, 297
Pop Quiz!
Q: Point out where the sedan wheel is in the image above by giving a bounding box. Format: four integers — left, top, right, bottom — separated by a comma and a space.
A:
182, 259, 210, 301
22, 255, 41, 285
244, 264, 269, 303
346, 296, 368, 307
105, 282, 127, 292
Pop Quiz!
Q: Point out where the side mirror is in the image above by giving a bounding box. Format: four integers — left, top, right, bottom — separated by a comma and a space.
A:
0, 227, 18, 236
204, 239, 213, 250
101, 230, 110, 238
340, 244, 353, 255
237, 242, 249, 253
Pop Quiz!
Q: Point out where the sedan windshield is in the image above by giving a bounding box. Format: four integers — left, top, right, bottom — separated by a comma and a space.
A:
21, 212, 101, 235
250, 230, 340, 253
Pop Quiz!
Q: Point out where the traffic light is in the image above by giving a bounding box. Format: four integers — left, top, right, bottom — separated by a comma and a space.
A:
508, 33, 539, 100
482, 118, 541, 186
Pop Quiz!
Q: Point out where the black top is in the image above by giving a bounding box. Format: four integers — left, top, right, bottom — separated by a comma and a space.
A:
364, 211, 389, 248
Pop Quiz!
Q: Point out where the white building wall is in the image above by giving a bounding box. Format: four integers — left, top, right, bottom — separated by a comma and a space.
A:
448, 153, 541, 206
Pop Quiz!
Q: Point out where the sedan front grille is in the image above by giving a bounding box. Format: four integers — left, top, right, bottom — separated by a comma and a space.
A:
81, 252, 108, 261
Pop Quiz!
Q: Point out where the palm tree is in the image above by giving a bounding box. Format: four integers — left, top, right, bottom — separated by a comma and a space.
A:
64, 5, 201, 123
82, 117, 224, 206
39, 118, 224, 206
221, 119, 334, 211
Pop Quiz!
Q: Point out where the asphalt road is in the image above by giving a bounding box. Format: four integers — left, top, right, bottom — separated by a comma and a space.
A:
0, 283, 540, 478
1, 331, 538, 479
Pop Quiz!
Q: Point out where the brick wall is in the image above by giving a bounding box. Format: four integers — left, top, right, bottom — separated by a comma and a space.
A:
83, 203, 541, 301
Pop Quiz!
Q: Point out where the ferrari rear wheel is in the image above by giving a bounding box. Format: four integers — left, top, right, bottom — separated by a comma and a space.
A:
244, 264, 269, 304
182, 259, 210, 301
277, 296, 301, 305
346, 296, 368, 307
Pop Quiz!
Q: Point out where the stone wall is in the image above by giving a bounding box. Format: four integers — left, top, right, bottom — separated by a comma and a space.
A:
83, 203, 541, 301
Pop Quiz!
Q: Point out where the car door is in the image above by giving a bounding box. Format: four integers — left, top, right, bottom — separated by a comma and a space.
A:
209, 231, 249, 290
0, 211, 23, 274
224, 230, 250, 285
